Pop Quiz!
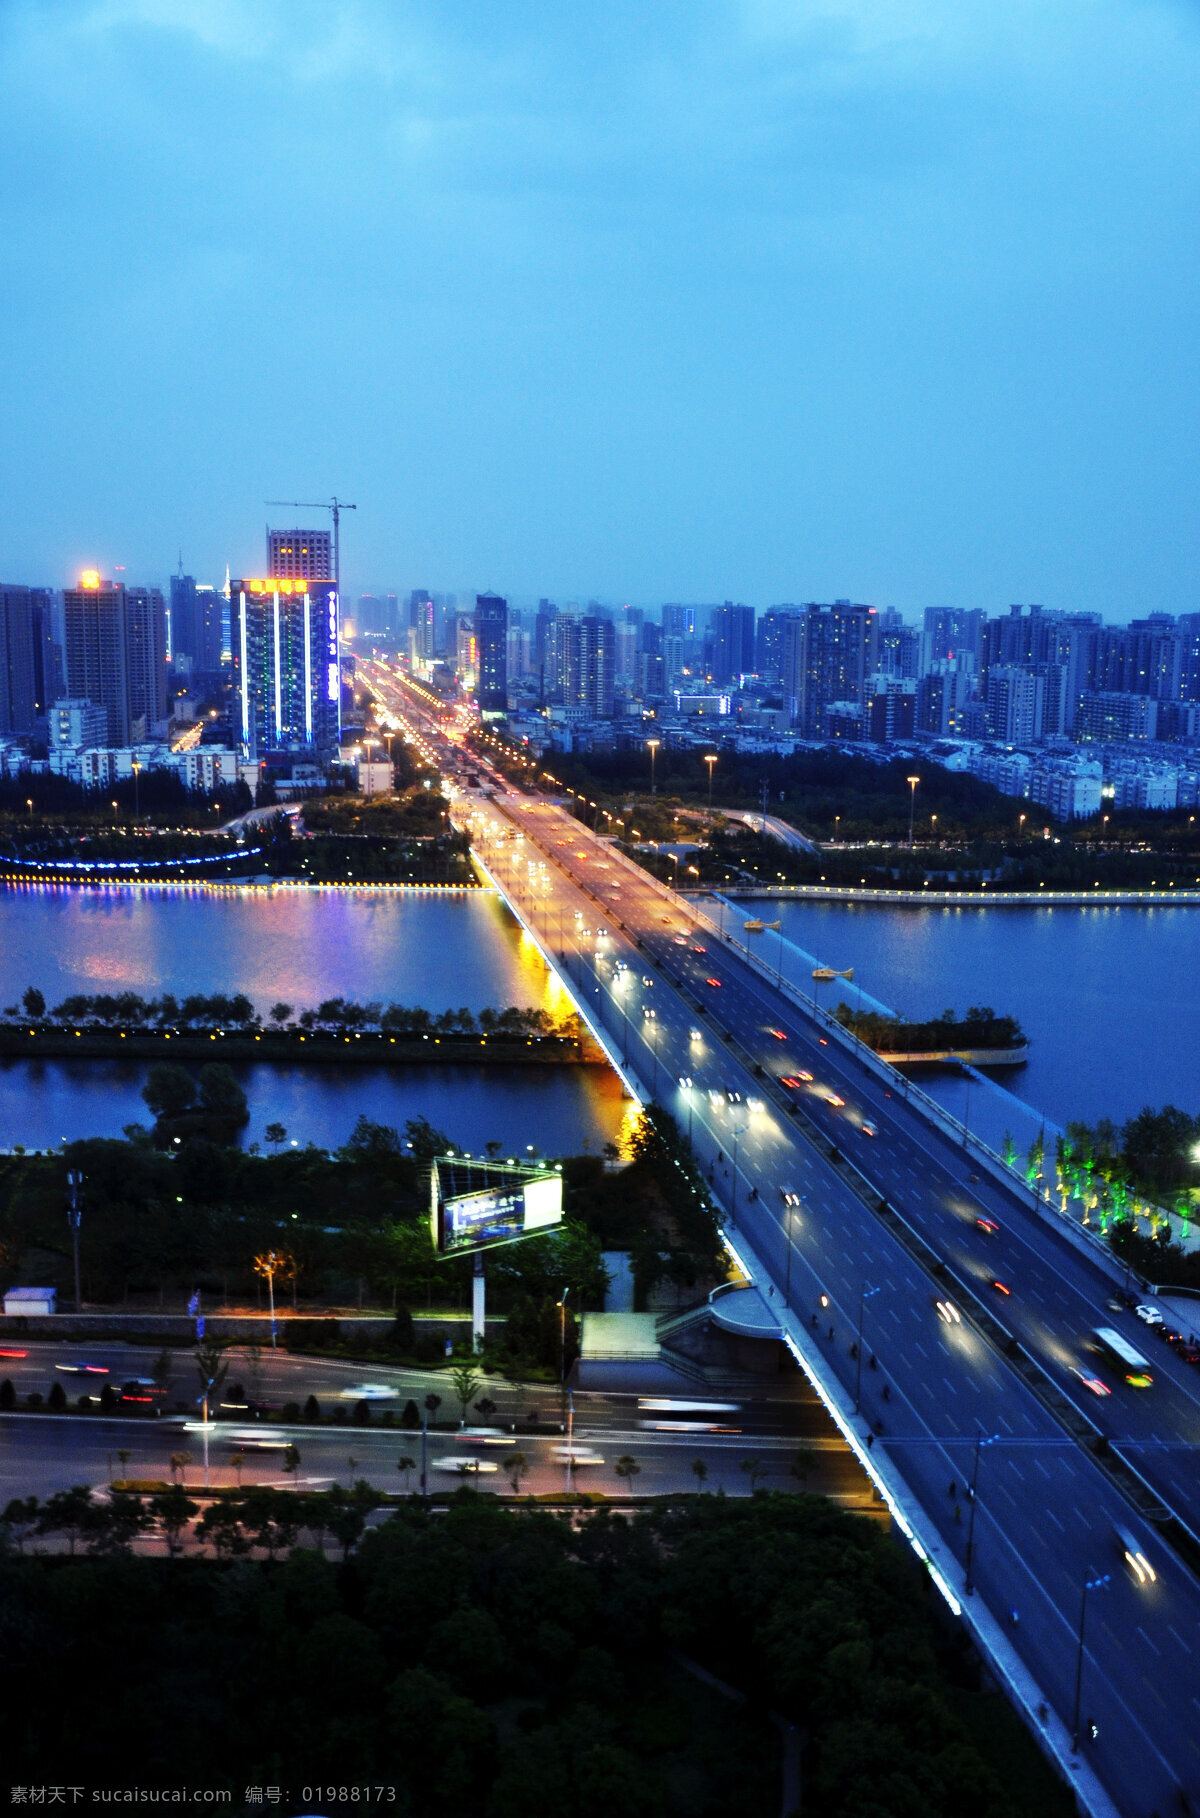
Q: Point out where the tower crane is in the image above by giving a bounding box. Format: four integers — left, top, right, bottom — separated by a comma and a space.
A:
264, 496, 357, 589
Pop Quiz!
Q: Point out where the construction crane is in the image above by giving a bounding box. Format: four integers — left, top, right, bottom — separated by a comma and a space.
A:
264, 496, 357, 590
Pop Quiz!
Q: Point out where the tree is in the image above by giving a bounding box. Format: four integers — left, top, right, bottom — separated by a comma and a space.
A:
690, 1458, 708, 1491
450, 1363, 482, 1426
1, 1495, 40, 1552
396, 1454, 416, 1493
268, 1002, 293, 1028
21, 986, 45, 1019
142, 1062, 196, 1122
230, 1450, 246, 1487
282, 1444, 302, 1480
265, 1122, 288, 1153
790, 1446, 817, 1491
474, 1396, 498, 1423
613, 1455, 641, 1491
37, 1486, 94, 1555
169, 1451, 192, 1485
740, 1455, 767, 1494
47, 1380, 66, 1411
116, 1448, 131, 1482
303, 1394, 321, 1423
195, 1340, 229, 1417
0, 1379, 14, 1411
151, 1347, 174, 1401
506, 1451, 528, 1496
197, 1063, 249, 1124
151, 1485, 199, 1555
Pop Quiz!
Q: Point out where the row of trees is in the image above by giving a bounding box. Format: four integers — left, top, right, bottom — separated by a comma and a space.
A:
834, 1004, 1027, 1053
11, 986, 576, 1042
0, 1492, 1068, 1815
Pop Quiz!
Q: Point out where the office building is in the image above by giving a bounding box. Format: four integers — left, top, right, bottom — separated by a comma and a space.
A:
475, 592, 508, 714
0, 586, 37, 734
266, 528, 332, 581
62, 573, 167, 746
230, 574, 340, 754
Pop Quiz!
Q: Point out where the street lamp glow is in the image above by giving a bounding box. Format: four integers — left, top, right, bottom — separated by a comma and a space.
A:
906, 775, 920, 849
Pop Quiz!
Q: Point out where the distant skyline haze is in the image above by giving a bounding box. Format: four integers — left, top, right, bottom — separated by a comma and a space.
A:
1, 0, 1197, 613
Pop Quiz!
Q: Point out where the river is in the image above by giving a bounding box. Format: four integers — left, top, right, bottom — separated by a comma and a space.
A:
0, 883, 630, 1155
1, 881, 1191, 1161
735, 895, 1197, 1151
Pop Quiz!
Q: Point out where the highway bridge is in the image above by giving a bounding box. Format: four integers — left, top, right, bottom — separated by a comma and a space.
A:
363, 660, 1200, 1818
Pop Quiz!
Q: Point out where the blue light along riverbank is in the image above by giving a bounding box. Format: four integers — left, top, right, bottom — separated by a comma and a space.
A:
0, 883, 630, 1155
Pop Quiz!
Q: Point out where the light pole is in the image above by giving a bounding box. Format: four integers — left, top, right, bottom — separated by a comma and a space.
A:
854, 1285, 880, 1411
669, 851, 679, 896
906, 775, 920, 849
66, 1170, 84, 1311
964, 1429, 997, 1594
558, 1285, 571, 1430
783, 1202, 801, 1303
647, 738, 660, 795
1072, 1574, 1110, 1752
730, 1123, 747, 1223
704, 754, 717, 829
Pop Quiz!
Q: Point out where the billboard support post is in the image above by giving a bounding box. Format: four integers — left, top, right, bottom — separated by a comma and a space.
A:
472, 1254, 486, 1353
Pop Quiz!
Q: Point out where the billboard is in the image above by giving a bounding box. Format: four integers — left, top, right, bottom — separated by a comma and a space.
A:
433, 1168, 563, 1257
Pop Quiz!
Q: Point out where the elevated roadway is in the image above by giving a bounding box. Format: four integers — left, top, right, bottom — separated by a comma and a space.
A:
362, 660, 1200, 1818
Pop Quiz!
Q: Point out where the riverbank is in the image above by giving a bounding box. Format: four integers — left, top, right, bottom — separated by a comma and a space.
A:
0, 1025, 605, 1066
718, 883, 1200, 906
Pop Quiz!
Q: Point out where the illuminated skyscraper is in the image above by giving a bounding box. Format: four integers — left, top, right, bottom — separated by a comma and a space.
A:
230, 575, 340, 755
61, 573, 166, 744
475, 592, 508, 713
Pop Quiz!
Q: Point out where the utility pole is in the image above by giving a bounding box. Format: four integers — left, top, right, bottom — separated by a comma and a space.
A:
66, 1171, 83, 1311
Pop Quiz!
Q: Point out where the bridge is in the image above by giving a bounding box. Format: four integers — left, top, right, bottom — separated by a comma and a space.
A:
363, 661, 1200, 1818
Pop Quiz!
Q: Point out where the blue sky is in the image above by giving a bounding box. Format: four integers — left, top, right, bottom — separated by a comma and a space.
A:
1, 0, 1197, 614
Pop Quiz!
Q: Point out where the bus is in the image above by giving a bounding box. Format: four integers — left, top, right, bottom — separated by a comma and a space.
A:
637, 1397, 743, 1434
1093, 1328, 1154, 1387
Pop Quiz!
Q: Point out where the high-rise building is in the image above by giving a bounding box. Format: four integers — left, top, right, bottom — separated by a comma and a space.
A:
782, 602, 878, 735
475, 593, 508, 714
0, 586, 38, 734
756, 607, 802, 684
710, 603, 756, 683
62, 573, 166, 745
661, 604, 696, 640
986, 664, 1045, 743
921, 607, 985, 673
230, 574, 340, 754
561, 616, 614, 718
411, 596, 436, 666
266, 528, 332, 581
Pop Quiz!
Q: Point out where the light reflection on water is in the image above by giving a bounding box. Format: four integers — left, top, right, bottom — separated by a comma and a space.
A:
0, 884, 628, 1154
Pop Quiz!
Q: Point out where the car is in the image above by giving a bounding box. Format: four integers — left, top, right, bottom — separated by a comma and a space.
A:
1178, 1343, 1200, 1365
1114, 1524, 1157, 1585
827, 1093, 845, 1109
1134, 1304, 1164, 1326
688, 1027, 703, 1042
692, 944, 707, 954
0, 1347, 28, 1359
54, 1361, 109, 1376
641, 975, 653, 987
706, 977, 721, 988
434, 1457, 499, 1474
780, 1072, 813, 1088
550, 1448, 604, 1466
746, 1096, 764, 1112
724, 1085, 742, 1104
861, 1121, 877, 1138
1070, 1367, 1112, 1396
643, 1006, 657, 1019
673, 935, 689, 946
781, 1187, 801, 1206
457, 1427, 515, 1446
976, 1216, 1000, 1236
768, 1028, 787, 1041
990, 1279, 1011, 1296
935, 1299, 962, 1325
338, 1382, 398, 1401
677, 1074, 693, 1089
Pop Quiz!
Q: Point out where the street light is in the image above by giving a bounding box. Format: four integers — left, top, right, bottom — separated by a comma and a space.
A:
647, 738, 660, 795
854, 1285, 880, 1411
1072, 1573, 1110, 1752
964, 1429, 998, 1594
704, 754, 717, 829
906, 775, 920, 849
729, 1123, 748, 1223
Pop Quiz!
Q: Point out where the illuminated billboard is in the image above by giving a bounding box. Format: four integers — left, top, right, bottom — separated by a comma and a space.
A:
432, 1166, 563, 1257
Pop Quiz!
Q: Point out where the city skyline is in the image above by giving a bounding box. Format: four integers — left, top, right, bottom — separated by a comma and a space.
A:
1, 1, 1198, 611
